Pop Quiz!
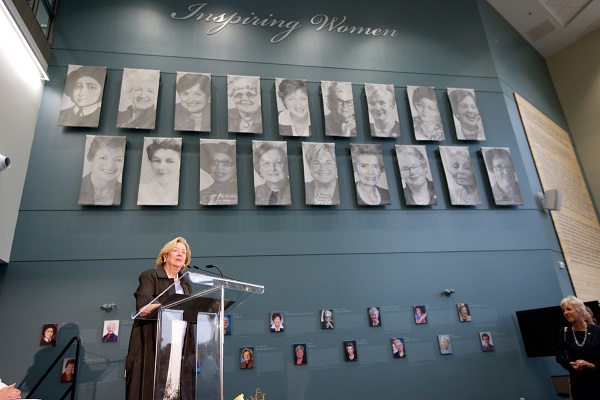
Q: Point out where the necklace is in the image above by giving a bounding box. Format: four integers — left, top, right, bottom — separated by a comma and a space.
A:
572, 325, 588, 347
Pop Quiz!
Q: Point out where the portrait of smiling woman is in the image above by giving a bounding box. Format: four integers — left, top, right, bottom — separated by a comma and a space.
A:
137, 138, 182, 206
117, 68, 160, 130
365, 83, 400, 138
276, 78, 311, 137
302, 142, 340, 205
448, 88, 486, 141
174, 72, 211, 132
79, 135, 126, 206
199, 139, 238, 206
59, 65, 106, 127
395, 145, 437, 206
252, 141, 291, 206
440, 146, 481, 205
227, 75, 263, 133
350, 144, 391, 206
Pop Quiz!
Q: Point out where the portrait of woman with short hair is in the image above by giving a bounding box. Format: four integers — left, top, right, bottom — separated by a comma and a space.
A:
344, 341, 358, 361
407, 85, 445, 141
174, 72, 211, 132
137, 137, 182, 206
448, 88, 485, 141
117, 68, 160, 130
59, 65, 106, 128
40, 323, 58, 346
350, 144, 391, 206
396, 145, 437, 206
253, 141, 291, 206
227, 75, 263, 133
302, 142, 339, 206
320, 309, 334, 329
322, 81, 357, 137
482, 147, 523, 205
199, 139, 238, 206
276, 78, 311, 137
365, 83, 400, 138
440, 146, 481, 205
270, 312, 284, 332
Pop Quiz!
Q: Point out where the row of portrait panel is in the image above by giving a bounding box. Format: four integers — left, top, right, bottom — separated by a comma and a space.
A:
79, 136, 523, 207
60, 66, 486, 141
240, 331, 496, 369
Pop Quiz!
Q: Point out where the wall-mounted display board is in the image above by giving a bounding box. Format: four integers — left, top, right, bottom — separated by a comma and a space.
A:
515, 92, 600, 301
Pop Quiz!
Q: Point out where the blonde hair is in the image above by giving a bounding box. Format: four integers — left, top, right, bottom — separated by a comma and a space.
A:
155, 237, 191, 271
560, 295, 585, 315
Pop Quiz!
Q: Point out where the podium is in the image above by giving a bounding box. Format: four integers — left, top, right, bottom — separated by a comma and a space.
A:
132, 272, 264, 400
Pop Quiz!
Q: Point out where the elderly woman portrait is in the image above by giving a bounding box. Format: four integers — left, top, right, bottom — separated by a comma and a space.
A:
439, 335, 453, 354
276, 78, 311, 137
240, 348, 254, 369
440, 146, 481, 205
174, 72, 211, 132
556, 295, 600, 399
137, 138, 182, 206
350, 144, 391, 206
322, 81, 357, 137
200, 139, 238, 206
392, 337, 406, 358
396, 145, 437, 206
253, 141, 291, 206
227, 75, 263, 133
408, 85, 444, 141
368, 307, 382, 327
302, 142, 339, 205
126, 237, 196, 399
79, 135, 126, 206
102, 320, 119, 342
117, 68, 160, 130
321, 309, 334, 329
365, 83, 400, 138
482, 147, 523, 205
294, 344, 308, 365
59, 65, 106, 127
448, 88, 485, 140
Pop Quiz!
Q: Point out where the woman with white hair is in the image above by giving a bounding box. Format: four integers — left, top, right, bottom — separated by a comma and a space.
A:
556, 295, 600, 399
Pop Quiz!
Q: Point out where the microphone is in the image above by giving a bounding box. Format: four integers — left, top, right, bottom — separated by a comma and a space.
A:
187, 265, 200, 270
205, 264, 224, 278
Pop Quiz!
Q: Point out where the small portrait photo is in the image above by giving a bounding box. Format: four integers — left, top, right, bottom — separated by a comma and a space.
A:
438, 335, 453, 355
439, 146, 482, 206
480, 332, 495, 352
270, 311, 284, 332
61, 358, 76, 382
227, 74, 263, 133
482, 147, 523, 206
368, 307, 382, 327
252, 141, 291, 206
413, 305, 428, 324
199, 139, 238, 206
407, 85, 445, 141
320, 309, 334, 329
116, 68, 160, 130
391, 337, 406, 358
275, 78, 311, 137
101, 320, 119, 342
350, 144, 391, 206
174, 71, 211, 132
457, 303, 472, 322
321, 81, 357, 137
78, 135, 126, 206
365, 83, 400, 138
137, 137, 182, 206
293, 343, 308, 365
58, 64, 107, 128
448, 87, 486, 141
395, 145, 437, 206
302, 142, 340, 206
344, 340, 358, 361
240, 347, 254, 369
224, 314, 232, 335
40, 323, 58, 346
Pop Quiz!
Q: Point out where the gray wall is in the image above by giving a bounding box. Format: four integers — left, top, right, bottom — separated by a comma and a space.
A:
0, 0, 574, 398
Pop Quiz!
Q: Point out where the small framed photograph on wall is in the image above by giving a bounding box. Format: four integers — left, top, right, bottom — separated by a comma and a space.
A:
320, 309, 334, 329
391, 337, 406, 358
413, 305, 428, 324
240, 347, 254, 369
438, 335, 453, 355
224, 314, 232, 335
270, 311, 284, 332
102, 320, 119, 342
480, 332, 495, 352
368, 307, 381, 327
457, 303, 472, 322
343, 340, 358, 361
61, 358, 76, 382
40, 323, 58, 346
293, 343, 307, 365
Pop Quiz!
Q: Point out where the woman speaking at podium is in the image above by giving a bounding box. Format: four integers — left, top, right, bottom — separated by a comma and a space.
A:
125, 237, 195, 400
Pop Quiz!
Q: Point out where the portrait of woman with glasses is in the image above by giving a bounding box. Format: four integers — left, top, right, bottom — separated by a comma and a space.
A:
322, 81, 357, 137
395, 145, 437, 206
199, 139, 238, 206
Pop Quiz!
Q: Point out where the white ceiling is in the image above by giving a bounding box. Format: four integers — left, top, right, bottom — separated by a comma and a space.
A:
487, 0, 600, 57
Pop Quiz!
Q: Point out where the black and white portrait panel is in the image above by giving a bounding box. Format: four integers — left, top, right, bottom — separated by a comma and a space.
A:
302, 142, 340, 206
365, 83, 400, 138
227, 75, 263, 133
116, 68, 160, 130
78, 135, 126, 206
448, 88, 486, 141
252, 140, 291, 206
407, 85, 445, 141
395, 145, 437, 206
350, 144, 391, 206
482, 147, 523, 206
174, 72, 211, 132
322, 81, 357, 137
199, 139, 238, 206
320, 309, 334, 329
137, 137, 182, 206
275, 78, 311, 137
58, 65, 107, 128
439, 146, 481, 205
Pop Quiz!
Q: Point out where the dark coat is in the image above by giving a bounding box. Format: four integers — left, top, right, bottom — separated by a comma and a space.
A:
58, 105, 102, 127
125, 267, 195, 400
78, 173, 122, 206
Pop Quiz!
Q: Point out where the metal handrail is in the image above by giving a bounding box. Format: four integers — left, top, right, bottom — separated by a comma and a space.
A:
27, 336, 81, 400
